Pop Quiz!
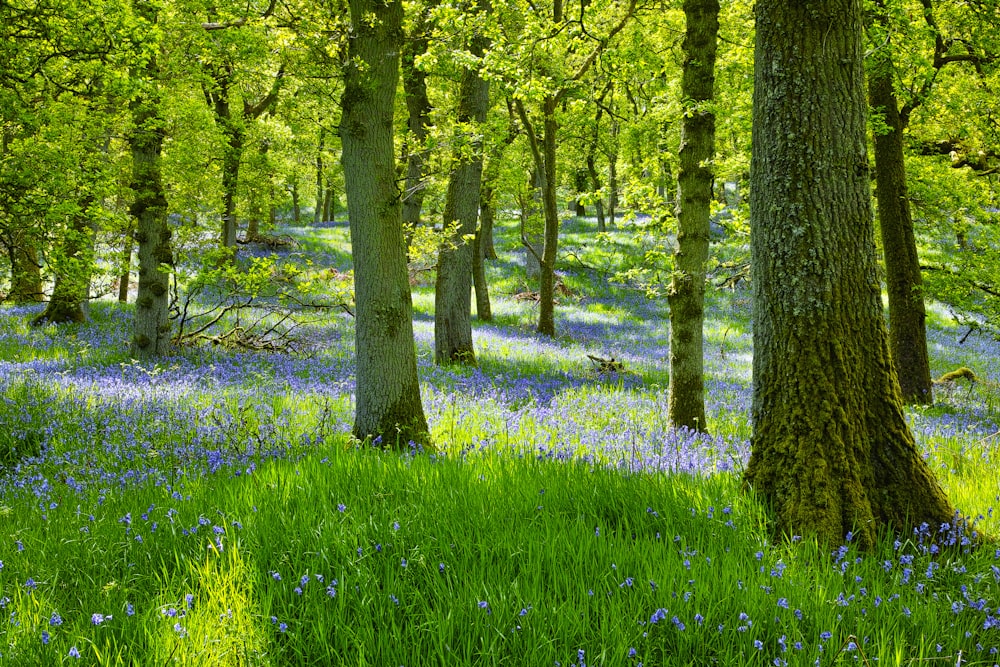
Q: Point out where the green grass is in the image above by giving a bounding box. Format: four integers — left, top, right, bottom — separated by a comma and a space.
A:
1, 215, 999, 665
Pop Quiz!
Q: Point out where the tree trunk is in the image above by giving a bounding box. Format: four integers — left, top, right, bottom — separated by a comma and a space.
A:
586, 154, 606, 233
667, 0, 718, 434
342, 0, 429, 448
118, 225, 133, 303
573, 168, 588, 217
323, 175, 334, 223
33, 202, 95, 325
291, 178, 300, 223
400, 5, 434, 231
212, 71, 242, 249
472, 224, 492, 321
869, 3, 933, 405
744, 0, 954, 547
608, 124, 619, 227
315, 127, 325, 225
537, 96, 560, 337
435, 25, 490, 365
8, 231, 43, 304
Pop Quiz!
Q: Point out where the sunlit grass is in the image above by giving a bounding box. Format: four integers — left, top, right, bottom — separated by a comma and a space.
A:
1, 216, 998, 664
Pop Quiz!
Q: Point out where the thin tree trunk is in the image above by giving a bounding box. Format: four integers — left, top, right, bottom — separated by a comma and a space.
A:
323, 175, 334, 222
342, 0, 429, 448
586, 154, 606, 233
118, 225, 133, 303
744, 0, 953, 547
608, 123, 619, 227
472, 225, 492, 321
435, 19, 490, 365
291, 178, 300, 223
668, 0, 718, 434
400, 4, 434, 230
869, 1, 933, 405
315, 127, 325, 225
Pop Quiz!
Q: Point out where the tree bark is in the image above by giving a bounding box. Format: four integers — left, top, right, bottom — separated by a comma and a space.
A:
667, 0, 718, 434
744, 0, 953, 547
342, 0, 429, 448
128, 3, 173, 358
8, 231, 43, 304
33, 201, 95, 325
435, 22, 490, 365
868, 2, 933, 405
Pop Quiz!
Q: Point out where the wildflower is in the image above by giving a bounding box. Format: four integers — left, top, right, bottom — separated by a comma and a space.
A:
439, 563, 445, 573
91, 613, 111, 625
41, 630, 50, 644
650, 608, 667, 624
270, 571, 282, 581
173, 622, 187, 637
777, 598, 789, 609
185, 594, 194, 609
278, 622, 287, 633
694, 613, 704, 625
68, 646, 81, 658
754, 640, 763, 650
672, 616, 685, 631
126, 602, 135, 617
337, 504, 346, 512
50, 612, 63, 626
820, 631, 832, 641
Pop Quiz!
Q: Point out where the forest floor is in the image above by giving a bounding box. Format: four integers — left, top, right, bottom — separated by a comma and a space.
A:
0, 215, 998, 665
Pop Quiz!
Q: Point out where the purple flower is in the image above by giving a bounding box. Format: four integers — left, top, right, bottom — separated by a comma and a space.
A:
91, 613, 111, 625
69, 646, 81, 658
50, 612, 63, 626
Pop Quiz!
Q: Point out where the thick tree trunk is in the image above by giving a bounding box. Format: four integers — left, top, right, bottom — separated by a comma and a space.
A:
342, 0, 429, 448
668, 0, 718, 434
400, 6, 433, 230
744, 0, 953, 547
435, 29, 490, 365
33, 203, 95, 325
129, 0, 172, 357
129, 90, 173, 356
8, 232, 43, 304
869, 7, 933, 405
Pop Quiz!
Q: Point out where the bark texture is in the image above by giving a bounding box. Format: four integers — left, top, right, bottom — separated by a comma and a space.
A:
744, 0, 953, 547
668, 0, 718, 433
129, 8, 173, 358
33, 203, 94, 325
869, 3, 933, 405
342, 0, 429, 448
434, 26, 490, 365
8, 233, 43, 304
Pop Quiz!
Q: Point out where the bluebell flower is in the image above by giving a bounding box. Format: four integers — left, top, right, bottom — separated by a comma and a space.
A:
68, 646, 80, 658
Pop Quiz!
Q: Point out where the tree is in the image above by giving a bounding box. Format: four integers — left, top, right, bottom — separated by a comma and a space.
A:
434, 1, 491, 365
129, 0, 173, 358
866, 0, 994, 403
743, 0, 954, 547
341, 0, 429, 447
503, 0, 636, 337
667, 0, 718, 433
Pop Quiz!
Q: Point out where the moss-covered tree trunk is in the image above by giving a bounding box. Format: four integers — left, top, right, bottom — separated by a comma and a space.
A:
667, 0, 718, 433
744, 0, 954, 547
129, 0, 173, 358
435, 23, 490, 365
869, 2, 933, 405
342, 0, 429, 448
